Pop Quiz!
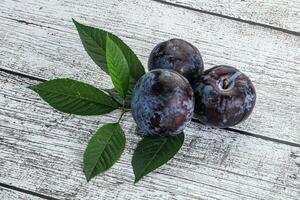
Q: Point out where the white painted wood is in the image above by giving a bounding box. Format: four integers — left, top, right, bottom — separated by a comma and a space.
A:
0, 0, 300, 143
0, 71, 300, 199
160, 0, 300, 32
0, 187, 41, 200
0, 0, 300, 199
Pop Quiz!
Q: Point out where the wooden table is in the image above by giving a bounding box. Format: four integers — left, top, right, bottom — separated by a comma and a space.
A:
1, 0, 300, 199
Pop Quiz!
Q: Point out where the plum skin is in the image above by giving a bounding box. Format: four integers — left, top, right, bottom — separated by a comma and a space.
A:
194, 65, 256, 128
148, 38, 204, 86
131, 69, 194, 137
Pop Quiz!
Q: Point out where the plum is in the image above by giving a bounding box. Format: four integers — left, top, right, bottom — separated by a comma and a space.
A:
131, 69, 194, 137
148, 39, 203, 86
194, 65, 256, 128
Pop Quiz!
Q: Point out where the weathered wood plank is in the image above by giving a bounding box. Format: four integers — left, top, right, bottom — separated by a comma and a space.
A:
0, 0, 300, 143
0, 187, 41, 200
158, 0, 300, 33
0, 71, 300, 199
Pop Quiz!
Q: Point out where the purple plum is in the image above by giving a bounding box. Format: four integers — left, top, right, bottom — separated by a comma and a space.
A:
148, 39, 204, 86
131, 69, 194, 137
194, 65, 256, 128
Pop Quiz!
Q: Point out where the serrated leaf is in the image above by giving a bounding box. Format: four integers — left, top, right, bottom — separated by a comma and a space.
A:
84, 123, 125, 182
29, 79, 118, 115
132, 133, 185, 183
73, 19, 145, 80
73, 19, 107, 73
105, 88, 131, 108
104, 76, 136, 108
104, 77, 138, 108
106, 35, 130, 99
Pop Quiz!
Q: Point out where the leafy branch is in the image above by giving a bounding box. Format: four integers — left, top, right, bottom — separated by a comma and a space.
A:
28, 19, 184, 183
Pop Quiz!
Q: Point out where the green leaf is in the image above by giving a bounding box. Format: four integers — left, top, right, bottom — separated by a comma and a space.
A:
106, 34, 130, 99
105, 88, 131, 108
73, 19, 145, 80
73, 19, 107, 73
83, 123, 126, 182
29, 79, 118, 115
105, 77, 138, 108
132, 133, 185, 183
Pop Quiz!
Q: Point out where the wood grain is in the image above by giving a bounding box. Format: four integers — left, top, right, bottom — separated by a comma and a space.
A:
1, 0, 300, 199
0, 71, 300, 199
0, 187, 41, 200
158, 0, 300, 33
0, 0, 300, 143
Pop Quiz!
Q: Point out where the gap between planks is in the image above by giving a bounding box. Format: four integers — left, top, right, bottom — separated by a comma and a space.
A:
0, 183, 58, 200
1, 0, 299, 143
0, 1, 299, 198
0, 69, 300, 199
1, 67, 300, 149
152, 0, 300, 37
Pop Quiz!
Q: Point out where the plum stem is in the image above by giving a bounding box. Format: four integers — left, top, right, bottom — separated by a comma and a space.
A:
117, 97, 131, 123
117, 107, 131, 123
118, 111, 126, 123
219, 71, 241, 91
223, 79, 230, 89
